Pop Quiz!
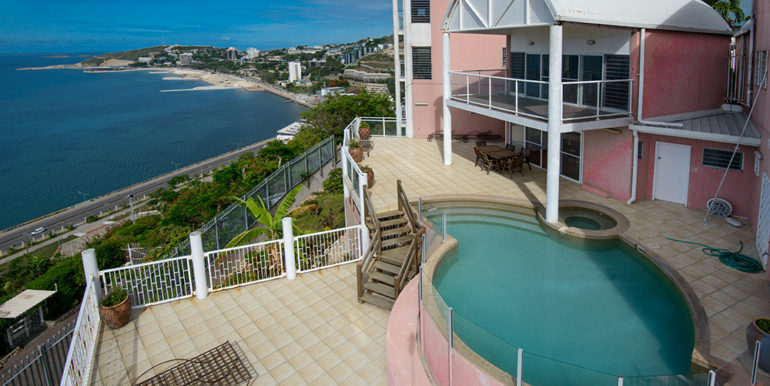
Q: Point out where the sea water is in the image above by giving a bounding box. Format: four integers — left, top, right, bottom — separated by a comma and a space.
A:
0, 54, 305, 229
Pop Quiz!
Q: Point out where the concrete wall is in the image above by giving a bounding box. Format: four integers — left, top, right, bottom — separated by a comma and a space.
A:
636, 135, 757, 218
410, 0, 506, 138
582, 128, 634, 201
642, 30, 729, 118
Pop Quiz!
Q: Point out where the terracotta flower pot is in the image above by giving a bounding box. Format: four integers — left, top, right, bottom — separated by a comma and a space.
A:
364, 169, 374, 186
349, 147, 363, 163
358, 125, 371, 139
746, 319, 770, 371
100, 295, 132, 329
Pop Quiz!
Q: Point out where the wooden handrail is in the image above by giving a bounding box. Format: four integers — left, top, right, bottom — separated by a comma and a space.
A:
397, 180, 419, 233
393, 227, 425, 298
357, 227, 381, 298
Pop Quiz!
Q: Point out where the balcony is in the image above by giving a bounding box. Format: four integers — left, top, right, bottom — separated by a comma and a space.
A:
448, 70, 634, 131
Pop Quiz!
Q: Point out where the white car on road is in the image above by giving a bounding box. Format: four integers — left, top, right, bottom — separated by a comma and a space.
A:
30, 227, 46, 235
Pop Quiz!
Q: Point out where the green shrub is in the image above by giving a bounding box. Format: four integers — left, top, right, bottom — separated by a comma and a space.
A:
323, 169, 343, 194
86, 215, 98, 223
101, 288, 128, 307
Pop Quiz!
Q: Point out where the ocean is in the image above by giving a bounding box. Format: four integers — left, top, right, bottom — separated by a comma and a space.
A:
0, 54, 305, 229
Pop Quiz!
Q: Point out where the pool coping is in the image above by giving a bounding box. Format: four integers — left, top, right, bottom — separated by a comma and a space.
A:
416, 194, 713, 384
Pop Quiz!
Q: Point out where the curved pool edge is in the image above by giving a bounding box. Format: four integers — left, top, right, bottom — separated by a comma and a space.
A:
414, 194, 714, 383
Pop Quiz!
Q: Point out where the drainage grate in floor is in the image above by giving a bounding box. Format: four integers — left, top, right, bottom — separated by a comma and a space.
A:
134, 341, 254, 385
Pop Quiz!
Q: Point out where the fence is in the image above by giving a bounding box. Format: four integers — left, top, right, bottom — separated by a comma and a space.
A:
4, 307, 46, 348
295, 225, 362, 273
359, 117, 405, 137
61, 276, 100, 386
0, 321, 74, 386
99, 255, 195, 309
204, 240, 285, 292
166, 135, 336, 258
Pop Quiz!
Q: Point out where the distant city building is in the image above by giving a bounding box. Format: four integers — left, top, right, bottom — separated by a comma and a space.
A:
342, 69, 390, 83
179, 53, 193, 66
288, 61, 302, 82
265, 55, 283, 62
226, 47, 238, 61
246, 48, 260, 59
137, 57, 152, 63
309, 58, 326, 68
341, 45, 382, 65
276, 121, 304, 143
320, 86, 344, 97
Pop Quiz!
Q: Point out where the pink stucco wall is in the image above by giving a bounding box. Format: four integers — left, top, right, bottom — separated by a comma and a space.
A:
641, 30, 729, 118
410, 0, 506, 138
750, 0, 770, 236
582, 129, 634, 201
637, 135, 757, 218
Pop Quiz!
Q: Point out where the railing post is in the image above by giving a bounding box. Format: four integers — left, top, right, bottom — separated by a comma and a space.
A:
515, 80, 519, 114
81, 249, 101, 301
488, 76, 492, 107
596, 83, 601, 120
190, 231, 208, 300
617, 375, 623, 386
516, 348, 523, 386
360, 180, 370, 252
448, 306, 454, 386
214, 217, 220, 250
752, 340, 761, 385
282, 217, 297, 279
421, 234, 426, 264
465, 74, 470, 104
442, 213, 447, 241
39, 343, 53, 386
707, 370, 716, 386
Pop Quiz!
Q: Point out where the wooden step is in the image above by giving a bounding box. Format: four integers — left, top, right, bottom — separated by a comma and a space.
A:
382, 235, 412, 250
381, 218, 407, 228
373, 261, 401, 275
360, 292, 394, 310
382, 227, 409, 238
364, 281, 395, 299
370, 271, 396, 284
376, 209, 402, 220
380, 245, 411, 266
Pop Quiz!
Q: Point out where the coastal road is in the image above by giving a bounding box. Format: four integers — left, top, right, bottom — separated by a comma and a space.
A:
0, 140, 271, 252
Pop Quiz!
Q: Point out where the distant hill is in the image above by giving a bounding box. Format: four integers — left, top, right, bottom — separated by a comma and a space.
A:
81, 46, 169, 66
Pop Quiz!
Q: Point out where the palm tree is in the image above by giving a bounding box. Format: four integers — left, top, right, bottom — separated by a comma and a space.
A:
704, 0, 749, 28
226, 185, 303, 247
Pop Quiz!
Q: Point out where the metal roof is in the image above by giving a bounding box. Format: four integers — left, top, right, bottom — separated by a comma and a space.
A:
630, 109, 760, 146
443, 0, 732, 35
0, 289, 56, 319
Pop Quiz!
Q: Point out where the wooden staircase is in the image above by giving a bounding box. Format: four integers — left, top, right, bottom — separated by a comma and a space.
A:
357, 181, 423, 310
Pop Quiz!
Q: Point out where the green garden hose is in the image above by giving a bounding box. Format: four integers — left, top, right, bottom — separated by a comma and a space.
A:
665, 237, 764, 273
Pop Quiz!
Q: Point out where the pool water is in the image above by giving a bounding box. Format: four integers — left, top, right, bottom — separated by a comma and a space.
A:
430, 207, 695, 385
564, 215, 602, 230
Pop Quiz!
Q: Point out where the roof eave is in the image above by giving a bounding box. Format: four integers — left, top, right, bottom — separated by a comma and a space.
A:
629, 124, 761, 147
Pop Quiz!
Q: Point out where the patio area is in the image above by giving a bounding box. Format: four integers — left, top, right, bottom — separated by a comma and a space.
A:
364, 136, 770, 369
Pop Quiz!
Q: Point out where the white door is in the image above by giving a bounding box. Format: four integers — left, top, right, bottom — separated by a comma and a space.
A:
653, 142, 691, 205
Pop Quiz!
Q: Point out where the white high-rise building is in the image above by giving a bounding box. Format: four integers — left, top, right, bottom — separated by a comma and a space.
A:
226, 47, 238, 61
288, 61, 302, 82
246, 48, 260, 59
179, 53, 193, 66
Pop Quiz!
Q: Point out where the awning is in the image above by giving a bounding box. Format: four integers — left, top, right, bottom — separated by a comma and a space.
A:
629, 109, 760, 147
0, 289, 56, 319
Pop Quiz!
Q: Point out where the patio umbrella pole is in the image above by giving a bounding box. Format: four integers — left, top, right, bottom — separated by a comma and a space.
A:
703, 69, 766, 225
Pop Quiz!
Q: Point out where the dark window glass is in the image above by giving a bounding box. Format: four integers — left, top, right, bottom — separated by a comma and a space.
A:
412, 1, 430, 23
562, 55, 579, 104
604, 54, 630, 109
703, 148, 743, 171
582, 56, 603, 107
412, 47, 432, 80
526, 54, 541, 97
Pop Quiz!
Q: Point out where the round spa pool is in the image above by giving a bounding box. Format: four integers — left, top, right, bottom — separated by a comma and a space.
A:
426, 205, 695, 385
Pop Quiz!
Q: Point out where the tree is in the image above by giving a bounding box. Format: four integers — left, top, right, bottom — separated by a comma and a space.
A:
296, 92, 394, 147
226, 185, 303, 247
705, 0, 749, 27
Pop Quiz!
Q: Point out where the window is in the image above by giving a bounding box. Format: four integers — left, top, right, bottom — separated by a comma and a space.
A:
604, 54, 631, 109
703, 148, 743, 171
412, 47, 432, 80
412, 1, 430, 23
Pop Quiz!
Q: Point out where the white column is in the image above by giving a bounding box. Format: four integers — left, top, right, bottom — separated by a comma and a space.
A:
360, 180, 371, 252
442, 32, 452, 166
189, 231, 208, 300
392, 0, 403, 135
404, 0, 414, 136
282, 217, 297, 280
545, 25, 563, 223
81, 248, 101, 300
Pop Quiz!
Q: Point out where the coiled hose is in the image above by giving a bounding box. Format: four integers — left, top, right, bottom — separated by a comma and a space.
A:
665, 237, 764, 273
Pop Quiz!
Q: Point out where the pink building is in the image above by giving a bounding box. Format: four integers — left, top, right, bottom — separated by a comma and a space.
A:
397, 0, 769, 266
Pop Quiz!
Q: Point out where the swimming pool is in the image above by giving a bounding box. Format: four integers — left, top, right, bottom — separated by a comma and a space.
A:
426, 205, 696, 385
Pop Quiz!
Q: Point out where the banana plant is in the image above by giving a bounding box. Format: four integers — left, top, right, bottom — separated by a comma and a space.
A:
226, 185, 303, 247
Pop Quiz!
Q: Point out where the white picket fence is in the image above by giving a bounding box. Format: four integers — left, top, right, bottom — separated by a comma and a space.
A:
60, 276, 100, 386
295, 225, 362, 273
99, 255, 195, 309
204, 239, 286, 292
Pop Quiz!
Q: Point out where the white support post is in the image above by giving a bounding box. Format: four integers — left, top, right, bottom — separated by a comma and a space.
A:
442, 32, 453, 166
617, 375, 623, 386
282, 217, 297, 280
545, 25, 563, 223
360, 180, 370, 252
341, 148, 350, 199
81, 249, 101, 301
189, 231, 208, 300
516, 348, 523, 386
752, 340, 761, 385
707, 370, 716, 386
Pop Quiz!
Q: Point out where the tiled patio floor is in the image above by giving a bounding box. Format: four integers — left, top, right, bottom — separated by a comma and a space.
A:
91, 264, 389, 385
365, 136, 770, 368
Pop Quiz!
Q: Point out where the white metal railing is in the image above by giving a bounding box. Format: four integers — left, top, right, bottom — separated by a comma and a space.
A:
341, 117, 367, 216
295, 225, 362, 273
359, 116, 406, 137
449, 70, 633, 122
204, 239, 285, 292
99, 255, 195, 308
61, 276, 100, 386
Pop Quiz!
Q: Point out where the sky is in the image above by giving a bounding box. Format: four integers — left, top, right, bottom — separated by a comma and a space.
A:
0, 0, 395, 53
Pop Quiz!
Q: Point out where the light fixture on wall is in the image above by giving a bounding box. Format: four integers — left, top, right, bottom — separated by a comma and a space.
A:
586, 40, 596, 45
603, 128, 622, 134
528, 41, 535, 46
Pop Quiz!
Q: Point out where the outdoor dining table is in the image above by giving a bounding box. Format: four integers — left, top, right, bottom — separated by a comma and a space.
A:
478, 145, 520, 160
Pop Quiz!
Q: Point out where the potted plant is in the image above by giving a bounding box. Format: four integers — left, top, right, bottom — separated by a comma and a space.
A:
349, 139, 363, 162
360, 165, 374, 186
100, 288, 132, 329
358, 121, 371, 139
746, 318, 770, 371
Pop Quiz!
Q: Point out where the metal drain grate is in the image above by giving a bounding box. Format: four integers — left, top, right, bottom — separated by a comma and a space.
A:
135, 341, 254, 385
